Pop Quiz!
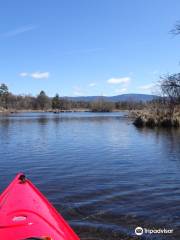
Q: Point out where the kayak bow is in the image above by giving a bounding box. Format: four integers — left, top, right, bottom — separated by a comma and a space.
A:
0, 173, 80, 240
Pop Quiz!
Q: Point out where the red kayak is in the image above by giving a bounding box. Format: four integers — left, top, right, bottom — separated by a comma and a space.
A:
0, 173, 80, 240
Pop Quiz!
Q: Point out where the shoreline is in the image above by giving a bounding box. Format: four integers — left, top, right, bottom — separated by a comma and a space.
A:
0, 109, 128, 114
131, 108, 180, 128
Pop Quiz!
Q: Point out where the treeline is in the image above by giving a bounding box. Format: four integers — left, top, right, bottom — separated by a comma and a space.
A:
0, 84, 146, 112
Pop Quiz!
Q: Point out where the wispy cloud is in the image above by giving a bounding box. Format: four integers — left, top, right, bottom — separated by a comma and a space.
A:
107, 77, 130, 84
114, 88, 127, 94
73, 86, 85, 96
19, 72, 28, 77
1, 24, 37, 37
139, 83, 155, 90
19, 71, 50, 79
88, 82, 96, 87
152, 70, 159, 75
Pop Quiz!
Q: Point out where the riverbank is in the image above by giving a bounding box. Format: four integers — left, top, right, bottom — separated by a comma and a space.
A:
0, 108, 127, 114
0, 108, 90, 114
131, 106, 180, 128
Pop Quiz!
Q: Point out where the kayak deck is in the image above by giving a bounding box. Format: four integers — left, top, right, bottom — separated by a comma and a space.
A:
0, 173, 80, 240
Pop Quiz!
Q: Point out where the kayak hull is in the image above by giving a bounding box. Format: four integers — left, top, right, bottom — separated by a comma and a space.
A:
0, 173, 80, 240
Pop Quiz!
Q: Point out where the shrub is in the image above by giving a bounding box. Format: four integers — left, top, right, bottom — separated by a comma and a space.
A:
133, 117, 144, 127
146, 118, 156, 128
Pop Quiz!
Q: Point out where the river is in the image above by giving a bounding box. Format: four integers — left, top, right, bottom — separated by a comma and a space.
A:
0, 112, 180, 239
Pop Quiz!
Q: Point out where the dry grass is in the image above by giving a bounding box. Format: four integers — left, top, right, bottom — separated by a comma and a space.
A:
131, 104, 180, 128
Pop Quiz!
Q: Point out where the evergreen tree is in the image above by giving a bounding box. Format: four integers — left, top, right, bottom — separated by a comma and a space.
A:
52, 94, 61, 109
37, 91, 50, 110
0, 83, 9, 109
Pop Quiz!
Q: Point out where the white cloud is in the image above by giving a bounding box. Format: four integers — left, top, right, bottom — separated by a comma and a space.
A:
139, 83, 155, 90
1, 25, 37, 37
30, 72, 49, 79
19, 72, 28, 77
114, 88, 127, 94
19, 71, 50, 79
152, 70, 159, 75
88, 82, 96, 87
107, 77, 130, 84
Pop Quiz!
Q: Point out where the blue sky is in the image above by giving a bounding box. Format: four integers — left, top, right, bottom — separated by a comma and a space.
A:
0, 0, 180, 96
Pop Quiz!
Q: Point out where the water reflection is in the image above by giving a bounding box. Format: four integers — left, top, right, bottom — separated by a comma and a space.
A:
136, 127, 180, 161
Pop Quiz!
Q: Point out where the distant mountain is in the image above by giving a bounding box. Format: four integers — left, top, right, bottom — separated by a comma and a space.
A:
67, 94, 158, 103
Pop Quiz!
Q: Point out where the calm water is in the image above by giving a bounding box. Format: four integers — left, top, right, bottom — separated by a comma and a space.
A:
0, 112, 180, 240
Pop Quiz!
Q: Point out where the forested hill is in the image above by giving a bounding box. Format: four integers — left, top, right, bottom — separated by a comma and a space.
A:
67, 94, 157, 102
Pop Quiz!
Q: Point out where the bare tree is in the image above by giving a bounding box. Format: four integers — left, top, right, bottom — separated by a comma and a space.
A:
160, 74, 180, 119
90, 97, 114, 112
160, 73, 180, 104
171, 21, 180, 35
